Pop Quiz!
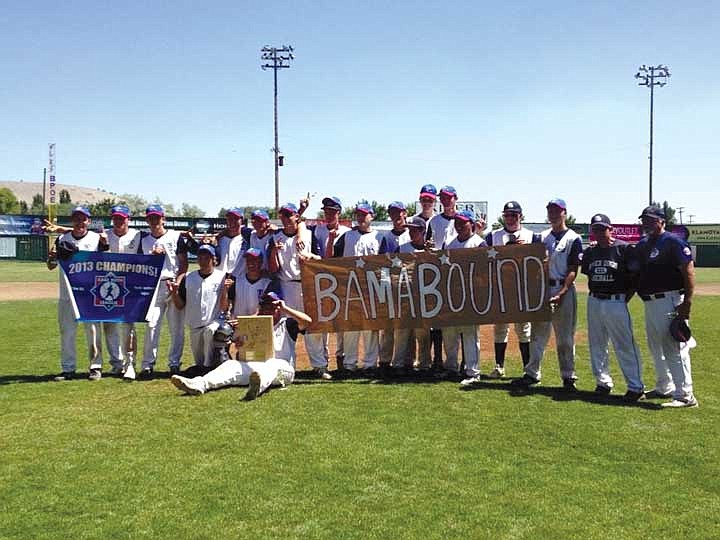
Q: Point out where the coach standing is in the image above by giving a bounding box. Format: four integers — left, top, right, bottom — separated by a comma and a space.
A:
633, 205, 698, 408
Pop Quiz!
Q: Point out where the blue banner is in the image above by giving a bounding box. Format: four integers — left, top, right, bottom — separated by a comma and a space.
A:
59, 251, 165, 322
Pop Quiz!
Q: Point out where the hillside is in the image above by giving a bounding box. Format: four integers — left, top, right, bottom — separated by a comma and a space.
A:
0, 180, 116, 206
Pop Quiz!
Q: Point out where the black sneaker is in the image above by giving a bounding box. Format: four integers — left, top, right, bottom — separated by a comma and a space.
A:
169, 366, 181, 376
312, 367, 333, 380
645, 389, 673, 399
594, 385, 611, 395
53, 371, 76, 381
138, 367, 154, 380
510, 374, 540, 388
623, 390, 646, 403
562, 379, 577, 392
88, 369, 102, 381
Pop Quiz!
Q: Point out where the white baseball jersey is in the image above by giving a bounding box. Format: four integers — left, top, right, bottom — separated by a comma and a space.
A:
231, 275, 272, 317
540, 228, 583, 282
399, 242, 427, 254
486, 227, 537, 247
271, 228, 313, 282
217, 234, 246, 275
427, 213, 457, 248
445, 234, 486, 250
273, 317, 302, 365
106, 228, 141, 254
181, 269, 225, 329
56, 231, 102, 301
336, 229, 385, 257
140, 230, 185, 279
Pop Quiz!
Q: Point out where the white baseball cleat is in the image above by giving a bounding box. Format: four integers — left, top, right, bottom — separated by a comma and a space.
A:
123, 364, 136, 382
488, 365, 505, 379
244, 372, 262, 401
661, 397, 699, 409
170, 375, 206, 395
460, 375, 482, 387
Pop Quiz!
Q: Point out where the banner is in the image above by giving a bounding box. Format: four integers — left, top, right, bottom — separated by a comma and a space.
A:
59, 251, 164, 322
300, 243, 551, 333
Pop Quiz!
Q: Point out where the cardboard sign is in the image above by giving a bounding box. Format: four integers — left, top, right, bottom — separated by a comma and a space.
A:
232, 315, 274, 361
301, 243, 551, 333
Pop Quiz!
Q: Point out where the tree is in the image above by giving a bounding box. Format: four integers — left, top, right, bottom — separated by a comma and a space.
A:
151, 197, 176, 216
119, 193, 149, 215
652, 200, 676, 226
0, 188, 20, 213
30, 193, 45, 214
19, 200, 28, 213
89, 198, 118, 217
492, 214, 505, 230
181, 203, 205, 218
59, 189, 71, 204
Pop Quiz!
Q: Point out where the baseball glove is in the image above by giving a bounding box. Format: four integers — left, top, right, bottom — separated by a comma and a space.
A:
669, 316, 692, 343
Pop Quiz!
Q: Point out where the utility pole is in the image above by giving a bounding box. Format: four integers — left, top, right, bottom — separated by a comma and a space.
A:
261, 45, 294, 215
635, 64, 670, 206
677, 206, 685, 224
689, 214, 695, 224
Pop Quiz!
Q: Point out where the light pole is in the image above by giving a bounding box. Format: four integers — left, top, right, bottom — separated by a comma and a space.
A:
677, 206, 685, 224
635, 64, 670, 206
261, 45, 294, 215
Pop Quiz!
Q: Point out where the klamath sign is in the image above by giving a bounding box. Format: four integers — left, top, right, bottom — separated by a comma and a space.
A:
300, 243, 551, 333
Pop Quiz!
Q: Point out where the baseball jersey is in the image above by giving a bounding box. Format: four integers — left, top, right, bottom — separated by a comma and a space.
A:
178, 269, 225, 329
399, 241, 427, 254
311, 223, 351, 259
231, 275, 272, 317
216, 233, 246, 275
581, 241, 632, 295
139, 230, 188, 279
105, 228, 141, 254
380, 228, 411, 254
270, 228, 316, 282
273, 316, 303, 363
333, 228, 386, 257
485, 227, 541, 246
540, 228, 582, 281
445, 234, 486, 250
56, 231, 102, 301
427, 213, 457, 248
631, 231, 692, 295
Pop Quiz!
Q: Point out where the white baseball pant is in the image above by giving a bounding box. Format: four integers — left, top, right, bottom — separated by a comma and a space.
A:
58, 299, 103, 373
343, 330, 379, 369
189, 321, 221, 368
442, 325, 480, 376
142, 285, 185, 370
203, 358, 295, 395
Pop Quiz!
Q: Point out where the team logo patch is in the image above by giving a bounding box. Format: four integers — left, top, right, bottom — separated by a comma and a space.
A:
649, 248, 659, 259
90, 272, 130, 311
683, 247, 692, 256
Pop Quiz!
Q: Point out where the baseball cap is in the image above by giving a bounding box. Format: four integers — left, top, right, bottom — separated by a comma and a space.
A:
197, 244, 216, 257
322, 196, 342, 211
546, 198, 567, 210
439, 185, 457, 197
71, 206, 91, 218
146, 204, 165, 217
503, 201, 522, 214
639, 205, 666, 221
260, 290, 283, 304
251, 209, 270, 221
454, 210, 475, 223
226, 207, 244, 218
110, 205, 130, 218
243, 247, 263, 259
419, 184, 437, 199
406, 216, 427, 229
590, 213, 612, 228
280, 202, 298, 215
354, 202, 374, 215
388, 201, 406, 212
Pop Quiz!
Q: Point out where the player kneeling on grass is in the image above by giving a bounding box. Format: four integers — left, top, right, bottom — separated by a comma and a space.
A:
170, 291, 312, 400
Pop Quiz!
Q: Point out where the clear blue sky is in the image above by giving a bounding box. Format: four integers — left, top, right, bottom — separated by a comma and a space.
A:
2, 0, 718, 224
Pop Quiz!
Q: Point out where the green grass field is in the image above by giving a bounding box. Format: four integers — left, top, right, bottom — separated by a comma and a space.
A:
1, 276, 719, 538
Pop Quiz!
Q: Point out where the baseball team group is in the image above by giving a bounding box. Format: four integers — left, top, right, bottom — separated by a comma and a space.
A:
45, 183, 698, 408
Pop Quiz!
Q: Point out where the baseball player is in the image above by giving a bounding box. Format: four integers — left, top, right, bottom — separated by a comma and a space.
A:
229, 248, 273, 317
581, 213, 645, 401
513, 198, 582, 390
484, 201, 540, 378
170, 291, 311, 400
413, 184, 438, 224
632, 205, 698, 408
101, 205, 142, 380
427, 185, 459, 249
168, 244, 229, 369
242, 209, 275, 271
138, 204, 190, 378
307, 196, 352, 378
216, 207, 247, 275
47, 206, 105, 381
333, 202, 387, 374
442, 210, 486, 386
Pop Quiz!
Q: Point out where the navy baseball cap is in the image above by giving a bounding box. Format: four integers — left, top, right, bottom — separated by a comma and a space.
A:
355, 202, 374, 215
590, 213, 612, 228
454, 210, 475, 223
226, 207, 244, 218
322, 196, 342, 211
243, 247, 263, 259
71, 206, 91, 218
419, 184, 437, 199
439, 186, 457, 197
251, 209, 270, 221
406, 216, 426, 229
639, 205, 666, 220
110, 205, 130, 218
503, 201, 522, 214
197, 244, 216, 257
388, 201, 406, 212
547, 198, 567, 210
146, 204, 165, 217
280, 202, 298, 215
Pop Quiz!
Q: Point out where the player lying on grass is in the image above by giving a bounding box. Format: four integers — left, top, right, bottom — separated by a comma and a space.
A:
169, 291, 311, 400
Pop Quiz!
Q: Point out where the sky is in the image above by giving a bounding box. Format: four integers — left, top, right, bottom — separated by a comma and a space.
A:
1, 0, 718, 224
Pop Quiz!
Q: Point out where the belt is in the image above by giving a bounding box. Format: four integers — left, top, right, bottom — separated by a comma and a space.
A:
549, 279, 563, 286
640, 289, 684, 301
590, 292, 625, 301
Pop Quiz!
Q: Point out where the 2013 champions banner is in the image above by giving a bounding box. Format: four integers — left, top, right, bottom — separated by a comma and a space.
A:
301, 243, 552, 333
59, 252, 164, 322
